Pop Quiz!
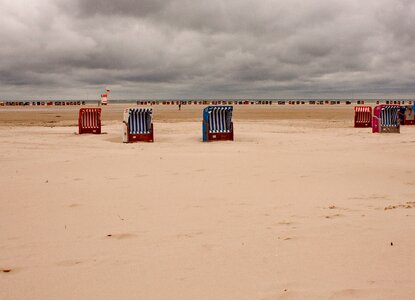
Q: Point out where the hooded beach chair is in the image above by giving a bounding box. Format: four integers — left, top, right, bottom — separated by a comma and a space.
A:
202, 106, 233, 142
400, 105, 415, 125
372, 105, 400, 133
354, 106, 372, 128
122, 108, 154, 143
78, 108, 101, 134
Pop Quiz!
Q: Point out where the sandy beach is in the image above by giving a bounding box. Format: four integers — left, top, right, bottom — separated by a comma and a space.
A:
1, 105, 415, 299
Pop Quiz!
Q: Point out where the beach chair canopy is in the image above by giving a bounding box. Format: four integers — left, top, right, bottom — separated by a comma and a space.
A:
80, 108, 101, 129
203, 106, 233, 133
354, 106, 372, 127
125, 108, 153, 134
380, 105, 400, 127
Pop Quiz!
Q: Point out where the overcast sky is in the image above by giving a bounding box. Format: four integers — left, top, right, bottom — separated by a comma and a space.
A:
1, 0, 415, 99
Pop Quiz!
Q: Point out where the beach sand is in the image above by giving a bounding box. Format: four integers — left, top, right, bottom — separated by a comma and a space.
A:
1, 105, 415, 299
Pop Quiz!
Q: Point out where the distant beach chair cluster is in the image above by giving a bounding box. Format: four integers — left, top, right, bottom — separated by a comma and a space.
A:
354, 104, 415, 133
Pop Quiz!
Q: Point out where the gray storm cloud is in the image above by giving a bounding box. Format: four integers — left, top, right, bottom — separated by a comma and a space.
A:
0, 0, 415, 99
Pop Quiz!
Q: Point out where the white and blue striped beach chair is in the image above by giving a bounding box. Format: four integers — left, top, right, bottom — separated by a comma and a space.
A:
202, 106, 234, 142
372, 105, 400, 133
122, 108, 154, 142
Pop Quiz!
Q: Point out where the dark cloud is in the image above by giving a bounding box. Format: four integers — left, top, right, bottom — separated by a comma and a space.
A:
1, 0, 415, 99
75, 0, 167, 17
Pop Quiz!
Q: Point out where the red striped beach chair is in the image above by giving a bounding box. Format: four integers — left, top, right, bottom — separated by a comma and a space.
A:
78, 108, 101, 134
354, 106, 372, 128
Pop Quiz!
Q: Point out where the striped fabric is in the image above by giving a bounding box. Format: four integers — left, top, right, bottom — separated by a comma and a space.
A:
80, 109, 100, 129
207, 106, 233, 133
127, 108, 152, 134
354, 106, 371, 124
380, 106, 399, 127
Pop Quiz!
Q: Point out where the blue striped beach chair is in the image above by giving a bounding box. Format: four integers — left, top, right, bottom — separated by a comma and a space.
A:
122, 108, 154, 142
372, 105, 400, 133
202, 106, 234, 142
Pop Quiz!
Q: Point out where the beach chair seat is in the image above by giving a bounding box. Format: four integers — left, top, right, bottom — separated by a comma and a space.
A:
354, 106, 372, 128
372, 105, 400, 133
78, 108, 101, 134
122, 108, 154, 143
202, 106, 234, 142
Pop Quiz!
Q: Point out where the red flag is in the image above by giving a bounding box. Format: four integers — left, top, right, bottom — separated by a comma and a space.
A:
106, 89, 110, 93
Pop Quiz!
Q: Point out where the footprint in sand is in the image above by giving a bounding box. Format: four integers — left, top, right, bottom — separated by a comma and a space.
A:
326, 205, 357, 212
276, 220, 293, 226
1, 268, 13, 273
349, 194, 387, 201
191, 205, 203, 208
106, 233, 136, 240
135, 174, 148, 178
277, 236, 294, 241
384, 201, 414, 210
325, 213, 344, 219
329, 288, 369, 299
56, 260, 84, 267
176, 232, 204, 239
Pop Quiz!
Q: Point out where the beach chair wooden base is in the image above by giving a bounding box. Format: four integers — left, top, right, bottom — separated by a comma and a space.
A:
123, 123, 154, 143
354, 122, 371, 128
204, 122, 234, 141
127, 132, 154, 143
79, 128, 101, 134
380, 127, 400, 133
207, 131, 234, 141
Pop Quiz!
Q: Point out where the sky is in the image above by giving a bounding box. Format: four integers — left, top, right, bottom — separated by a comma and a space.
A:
1, 0, 415, 100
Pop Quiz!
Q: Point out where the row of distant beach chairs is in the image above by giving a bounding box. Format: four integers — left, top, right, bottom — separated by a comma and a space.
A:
78, 104, 415, 142
2, 99, 415, 107
354, 105, 415, 133
79, 106, 233, 142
